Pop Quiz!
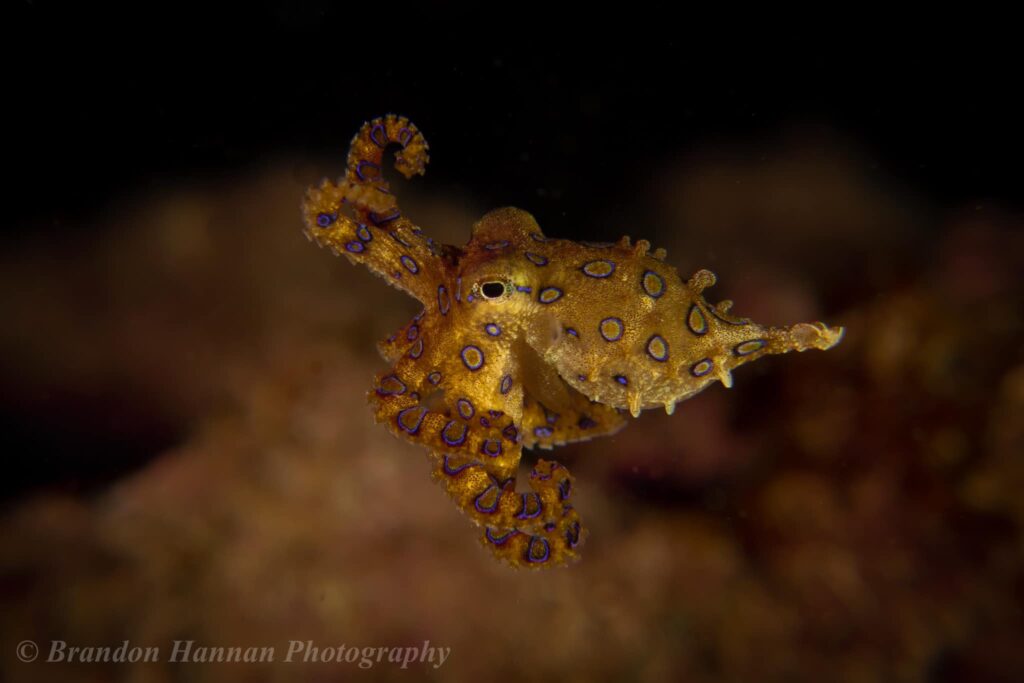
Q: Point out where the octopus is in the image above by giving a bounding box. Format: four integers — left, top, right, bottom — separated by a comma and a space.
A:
301, 115, 844, 568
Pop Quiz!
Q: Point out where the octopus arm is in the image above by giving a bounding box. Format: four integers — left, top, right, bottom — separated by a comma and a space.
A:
301, 115, 443, 304
368, 317, 522, 481
369, 311, 586, 567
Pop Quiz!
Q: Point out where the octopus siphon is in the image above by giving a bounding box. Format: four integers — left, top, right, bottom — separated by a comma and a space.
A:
301, 115, 844, 568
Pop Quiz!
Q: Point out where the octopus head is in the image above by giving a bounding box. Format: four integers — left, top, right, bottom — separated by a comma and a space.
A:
456, 208, 550, 334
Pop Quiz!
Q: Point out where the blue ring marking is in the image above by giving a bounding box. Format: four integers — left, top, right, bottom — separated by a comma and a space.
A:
461, 345, 485, 371
441, 420, 468, 446
578, 416, 597, 429
455, 277, 462, 302
500, 375, 513, 395
502, 424, 519, 442
456, 398, 475, 420
577, 374, 587, 382
641, 270, 665, 299
396, 406, 427, 434
558, 478, 572, 500
376, 375, 407, 395
400, 255, 419, 274
345, 241, 365, 253
355, 160, 381, 181
438, 285, 450, 315
442, 455, 474, 476
356, 224, 372, 241
565, 327, 579, 337
525, 536, 551, 563
581, 259, 617, 278
534, 426, 554, 438
538, 287, 563, 304
473, 485, 501, 514
524, 251, 549, 266
377, 375, 407, 395
406, 324, 419, 341
614, 375, 629, 386
734, 339, 768, 356
687, 304, 709, 335
369, 123, 389, 148
646, 334, 669, 362
516, 493, 543, 520
530, 232, 546, 242
599, 317, 625, 342
485, 527, 517, 546
479, 417, 491, 428
484, 322, 501, 336
484, 240, 510, 250
516, 285, 532, 293
690, 358, 714, 377
566, 521, 581, 548
397, 127, 413, 146
427, 371, 442, 385
408, 339, 424, 359
316, 212, 335, 227
488, 409, 504, 418
480, 439, 503, 457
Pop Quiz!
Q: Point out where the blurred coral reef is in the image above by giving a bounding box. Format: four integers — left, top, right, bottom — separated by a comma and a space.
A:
1, 143, 1022, 682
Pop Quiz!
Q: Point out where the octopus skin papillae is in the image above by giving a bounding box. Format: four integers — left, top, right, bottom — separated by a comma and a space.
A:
301, 115, 844, 568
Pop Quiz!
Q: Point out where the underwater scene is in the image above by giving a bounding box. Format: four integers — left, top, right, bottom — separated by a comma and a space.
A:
2, 10, 1022, 683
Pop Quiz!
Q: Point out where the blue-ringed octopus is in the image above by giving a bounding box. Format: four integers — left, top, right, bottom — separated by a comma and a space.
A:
301, 114, 844, 568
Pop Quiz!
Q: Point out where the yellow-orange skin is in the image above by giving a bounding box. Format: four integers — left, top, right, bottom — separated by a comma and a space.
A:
302, 115, 843, 568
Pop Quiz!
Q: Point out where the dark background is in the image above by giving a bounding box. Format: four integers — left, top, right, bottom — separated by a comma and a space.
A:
2, 6, 1021, 504
6, 6, 1021, 234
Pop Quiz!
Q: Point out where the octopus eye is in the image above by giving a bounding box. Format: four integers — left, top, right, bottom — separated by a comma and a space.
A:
480, 281, 507, 299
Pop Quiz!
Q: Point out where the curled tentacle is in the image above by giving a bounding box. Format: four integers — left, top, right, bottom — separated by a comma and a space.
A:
302, 114, 438, 303
302, 179, 442, 303
342, 114, 430, 237
346, 114, 430, 188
